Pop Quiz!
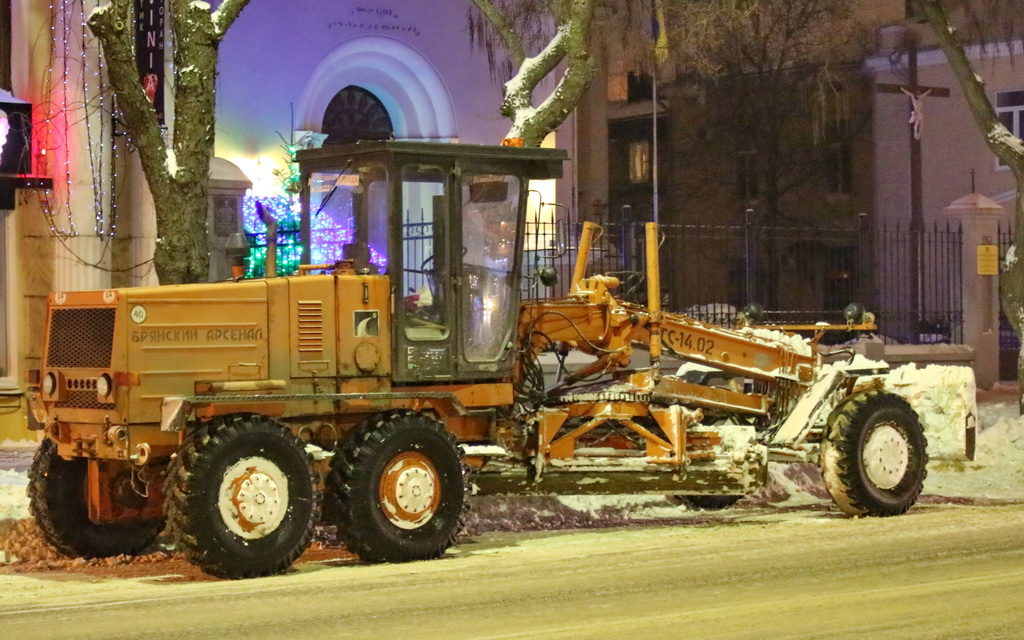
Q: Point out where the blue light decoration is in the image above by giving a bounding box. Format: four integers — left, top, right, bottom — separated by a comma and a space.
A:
242, 193, 388, 277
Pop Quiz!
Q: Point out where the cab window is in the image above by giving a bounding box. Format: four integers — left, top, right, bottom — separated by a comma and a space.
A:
401, 165, 449, 340
308, 165, 389, 272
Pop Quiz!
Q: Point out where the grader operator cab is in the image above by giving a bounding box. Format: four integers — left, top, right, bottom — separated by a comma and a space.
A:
27, 141, 929, 579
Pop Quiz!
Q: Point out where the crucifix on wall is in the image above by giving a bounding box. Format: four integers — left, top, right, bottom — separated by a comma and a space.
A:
875, 46, 950, 232
875, 36, 951, 332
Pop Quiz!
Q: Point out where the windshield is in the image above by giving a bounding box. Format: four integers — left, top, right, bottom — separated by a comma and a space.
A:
308, 165, 389, 272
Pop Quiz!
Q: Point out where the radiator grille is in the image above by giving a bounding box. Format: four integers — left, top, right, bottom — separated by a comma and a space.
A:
46, 307, 116, 368
297, 300, 324, 353
55, 391, 115, 410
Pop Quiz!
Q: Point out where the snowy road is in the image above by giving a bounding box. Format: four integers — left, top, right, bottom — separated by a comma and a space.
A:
1, 501, 1023, 639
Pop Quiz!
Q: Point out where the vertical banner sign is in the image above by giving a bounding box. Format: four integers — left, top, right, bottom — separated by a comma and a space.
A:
134, 0, 165, 124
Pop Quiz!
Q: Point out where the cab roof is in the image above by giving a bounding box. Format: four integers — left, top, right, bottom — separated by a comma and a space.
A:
297, 140, 567, 180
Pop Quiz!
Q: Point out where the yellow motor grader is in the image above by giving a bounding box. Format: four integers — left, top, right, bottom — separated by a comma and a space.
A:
27, 141, 928, 579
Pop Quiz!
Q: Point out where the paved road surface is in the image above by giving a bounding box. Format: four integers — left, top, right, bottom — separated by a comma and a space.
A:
1, 502, 1023, 639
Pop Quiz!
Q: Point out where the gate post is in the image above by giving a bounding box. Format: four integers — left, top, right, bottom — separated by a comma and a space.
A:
944, 193, 1003, 389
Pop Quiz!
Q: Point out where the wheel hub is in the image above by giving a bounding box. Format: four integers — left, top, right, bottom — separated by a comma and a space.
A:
219, 457, 289, 539
379, 452, 440, 530
862, 424, 910, 490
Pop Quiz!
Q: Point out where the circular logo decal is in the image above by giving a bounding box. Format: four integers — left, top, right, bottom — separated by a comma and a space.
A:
103, 290, 117, 304
54, 292, 67, 305
130, 305, 147, 324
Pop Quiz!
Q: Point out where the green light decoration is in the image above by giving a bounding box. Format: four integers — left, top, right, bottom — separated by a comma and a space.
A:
242, 194, 302, 278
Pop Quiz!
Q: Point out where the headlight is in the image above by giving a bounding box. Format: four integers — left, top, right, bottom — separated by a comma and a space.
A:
96, 374, 112, 399
42, 372, 57, 396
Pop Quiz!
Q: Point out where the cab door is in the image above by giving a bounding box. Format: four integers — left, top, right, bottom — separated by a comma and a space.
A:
393, 161, 456, 382
454, 170, 524, 379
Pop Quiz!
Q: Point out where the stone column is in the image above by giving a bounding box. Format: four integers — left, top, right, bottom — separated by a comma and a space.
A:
208, 158, 253, 282
944, 193, 1003, 389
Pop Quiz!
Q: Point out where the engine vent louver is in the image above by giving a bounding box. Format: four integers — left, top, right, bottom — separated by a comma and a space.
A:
297, 300, 324, 354
46, 307, 116, 368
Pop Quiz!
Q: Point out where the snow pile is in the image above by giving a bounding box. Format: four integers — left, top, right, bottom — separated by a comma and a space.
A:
0, 469, 29, 521
0, 439, 36, 449
925, 394, 1024, 500
883, 364, 976, 461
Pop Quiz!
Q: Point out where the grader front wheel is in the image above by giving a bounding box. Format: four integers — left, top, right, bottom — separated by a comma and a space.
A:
328, 411, 468, 563
820, 391, 928, 517
28, 440, 163, 559
164, 415, 321, 579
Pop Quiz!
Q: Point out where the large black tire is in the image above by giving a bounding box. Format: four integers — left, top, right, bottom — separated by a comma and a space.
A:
164, 415, 320, 579
28, 439, 163, 558
820, 391, 928, 517
670, 495, 743, 511
328, 410, 467, 563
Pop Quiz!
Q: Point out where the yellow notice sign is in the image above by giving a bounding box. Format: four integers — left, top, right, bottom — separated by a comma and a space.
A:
977, 244, 999, 275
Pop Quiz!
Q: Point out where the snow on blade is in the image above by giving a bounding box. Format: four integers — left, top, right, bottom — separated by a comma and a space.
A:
739, 326, 813, 357
926, 385, 1024, 500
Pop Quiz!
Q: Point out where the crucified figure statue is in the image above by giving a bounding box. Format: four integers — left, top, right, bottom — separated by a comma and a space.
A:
901, 87, 932, 140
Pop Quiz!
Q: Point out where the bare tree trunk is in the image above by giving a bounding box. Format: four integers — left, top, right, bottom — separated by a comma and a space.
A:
916, 0, 1024, 410
89, 0, 250, 284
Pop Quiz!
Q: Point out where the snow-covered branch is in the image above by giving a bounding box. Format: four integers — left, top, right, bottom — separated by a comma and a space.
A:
86, 0, 249, 282
87, 0, 170, 185
212, 0, 251, 39
474, 0, 595, 146
502, 27, 566, 118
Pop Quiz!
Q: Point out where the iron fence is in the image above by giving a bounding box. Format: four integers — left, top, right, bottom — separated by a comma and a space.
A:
523, 218, 962, 345
998, 225, 1019, 379
871, 222, 963, 345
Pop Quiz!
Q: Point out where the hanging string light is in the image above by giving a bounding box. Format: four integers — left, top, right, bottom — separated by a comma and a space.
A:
37, 0, 131, 268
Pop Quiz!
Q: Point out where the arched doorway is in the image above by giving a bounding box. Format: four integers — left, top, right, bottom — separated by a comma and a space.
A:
322, 85, 395, 145
298, 36, 457, 142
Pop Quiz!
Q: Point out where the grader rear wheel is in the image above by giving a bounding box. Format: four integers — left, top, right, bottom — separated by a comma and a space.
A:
820, 391, 927, 517
328, 411, 468, 563
28, 439, 163, 559
164, 415, 320, 579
